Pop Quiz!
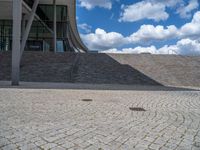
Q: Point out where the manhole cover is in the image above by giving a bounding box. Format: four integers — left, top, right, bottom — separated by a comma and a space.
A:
194, 142, 200, 148
129, 107, 146, 111
82, 99, 93, 102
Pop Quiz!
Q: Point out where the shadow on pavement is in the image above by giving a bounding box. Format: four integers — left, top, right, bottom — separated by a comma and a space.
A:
0, 81, 199, 91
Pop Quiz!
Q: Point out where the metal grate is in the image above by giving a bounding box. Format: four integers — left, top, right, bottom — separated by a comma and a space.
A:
129, 107, 146, 111
82, 99, 93, 102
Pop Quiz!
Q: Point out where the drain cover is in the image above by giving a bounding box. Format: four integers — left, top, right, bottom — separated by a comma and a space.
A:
129, 107, 146, 111
193, 142, 200, 148
82, 99, 93, 102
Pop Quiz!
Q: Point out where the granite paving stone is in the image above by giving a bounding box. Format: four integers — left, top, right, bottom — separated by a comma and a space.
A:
0, 84, 199, 150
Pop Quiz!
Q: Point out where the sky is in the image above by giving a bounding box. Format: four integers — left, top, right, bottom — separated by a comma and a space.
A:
76, 0, 200, 55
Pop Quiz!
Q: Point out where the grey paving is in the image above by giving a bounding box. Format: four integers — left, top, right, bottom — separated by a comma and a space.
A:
0, 83, 200, 150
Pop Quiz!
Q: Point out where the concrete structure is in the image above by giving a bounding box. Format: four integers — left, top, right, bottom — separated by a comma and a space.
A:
0, 0, 87, 85
1, 52, 200, 87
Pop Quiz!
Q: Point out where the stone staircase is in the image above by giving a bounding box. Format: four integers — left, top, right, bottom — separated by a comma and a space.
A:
0, 52, 76, 82
73, 53, 161, 85
0, 52, 200, 87
72, 53, 200, 87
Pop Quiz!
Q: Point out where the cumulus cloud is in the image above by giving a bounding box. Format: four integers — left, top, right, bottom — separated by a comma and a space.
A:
150, 0, 182, 7
119, 0, 199, 22
179, 11, 200, 38
81, 28, 127, 50
119, 1, 169, 22
81, 25, 179, 50
176, 0, 199, 18
101, 39, 200, 55
128, 25, 178, 43
101, 46, 166, 54
79, 0, 112, 10
162, 38, 200, 55
127, 11, 200, 43
101, 46, 157, 54
78, 23, 92, 33
81, 11, 200, 55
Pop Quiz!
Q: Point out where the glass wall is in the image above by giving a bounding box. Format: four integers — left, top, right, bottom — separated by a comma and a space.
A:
0, 5, 70, 52
0, 20, 12, 51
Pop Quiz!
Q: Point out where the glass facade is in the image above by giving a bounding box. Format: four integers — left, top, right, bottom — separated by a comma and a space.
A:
0, 20, 12, 51
0, 4, 70, 52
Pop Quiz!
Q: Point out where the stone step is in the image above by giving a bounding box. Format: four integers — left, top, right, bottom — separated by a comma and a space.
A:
0, 52, 77, 82
0, 52, 200, 87
73, 53, 200, 87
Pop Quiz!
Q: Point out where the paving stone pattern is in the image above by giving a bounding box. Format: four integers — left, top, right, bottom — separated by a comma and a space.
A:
0, 87, 200, 150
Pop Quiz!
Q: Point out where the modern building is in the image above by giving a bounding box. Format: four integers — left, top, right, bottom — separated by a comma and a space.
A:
0, 0, 88, 85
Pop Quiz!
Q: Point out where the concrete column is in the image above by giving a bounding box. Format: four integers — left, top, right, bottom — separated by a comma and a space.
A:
53, 0, 57, 53
11, 0, 22, 85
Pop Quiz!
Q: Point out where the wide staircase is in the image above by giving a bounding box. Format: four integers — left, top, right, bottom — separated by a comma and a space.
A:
0, 52, 76, 82
0, 52, 200, 87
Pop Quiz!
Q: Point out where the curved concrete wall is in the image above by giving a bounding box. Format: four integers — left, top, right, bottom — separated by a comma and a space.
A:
67, 0, 88, 52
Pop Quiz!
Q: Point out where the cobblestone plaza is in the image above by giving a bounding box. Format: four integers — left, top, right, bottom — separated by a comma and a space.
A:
0, 83, 200, 150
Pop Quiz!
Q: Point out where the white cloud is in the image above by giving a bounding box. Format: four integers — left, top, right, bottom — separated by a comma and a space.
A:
150, 0, 182, 7
162, 38, 200, 55
81, 11, 200, 55
101, 46, 157, 54
119, 1, 169, 22
128, 25, 178, 43
119, 0, 199, 22
81, 28, 127, 50
101, 46, 164, 54
79, 0, 112, 10
179, 11, 200, 38
101, 38, 200, 55
78, 23, 92, 33
128, 11, 200, 43
176, 0, 199, 18
122, 46, 158, 54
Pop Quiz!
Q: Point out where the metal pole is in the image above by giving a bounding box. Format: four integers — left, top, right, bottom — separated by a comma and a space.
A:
12, 0, 22, 85
53, 0, 57, 53
22, 14, 26, 36
21, 0, 39, 57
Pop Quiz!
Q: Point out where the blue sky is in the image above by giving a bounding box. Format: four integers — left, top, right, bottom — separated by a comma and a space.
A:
76, 0, 200, 55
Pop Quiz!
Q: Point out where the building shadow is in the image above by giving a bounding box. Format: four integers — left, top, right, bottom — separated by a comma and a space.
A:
0, 81, 199, 91
72, 53, 162, 86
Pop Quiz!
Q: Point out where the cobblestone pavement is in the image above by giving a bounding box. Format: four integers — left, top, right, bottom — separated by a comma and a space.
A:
0, 85, 200, 150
